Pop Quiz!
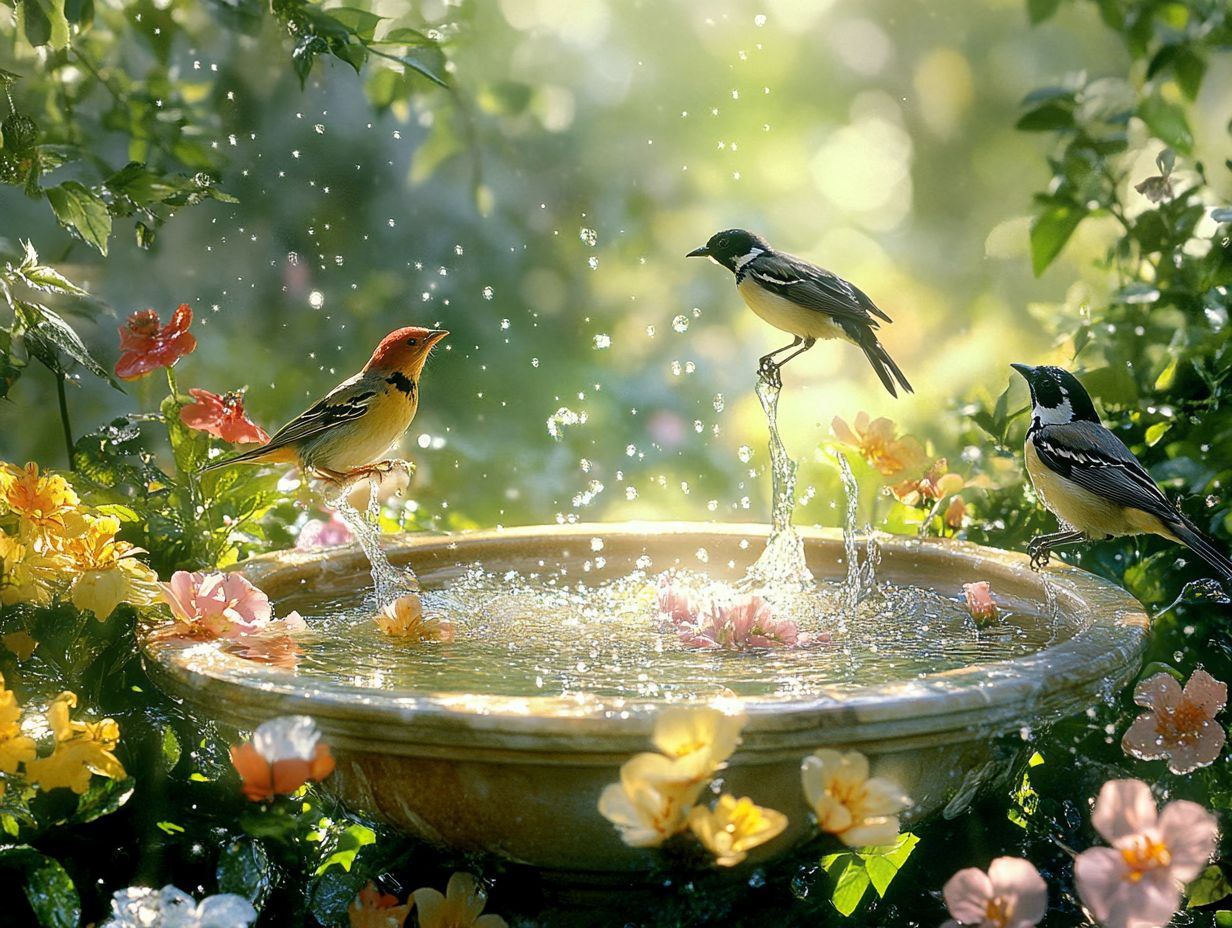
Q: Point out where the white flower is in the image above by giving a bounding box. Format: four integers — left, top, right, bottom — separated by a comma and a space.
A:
251, 714, 323, 763
801, 749, 911, 847
103, 885, 257, 928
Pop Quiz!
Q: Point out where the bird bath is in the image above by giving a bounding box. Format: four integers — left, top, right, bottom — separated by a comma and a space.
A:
141, 522, 1148, 881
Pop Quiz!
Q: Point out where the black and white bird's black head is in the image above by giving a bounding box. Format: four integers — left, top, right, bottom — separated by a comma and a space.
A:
1011, 363, 1100, 428
686, 228, 772, 274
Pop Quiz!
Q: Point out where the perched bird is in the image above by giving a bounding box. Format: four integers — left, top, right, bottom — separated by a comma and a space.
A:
1012, 362, 1232, 581
202, 326, 448, 484
686, 229, 911, 396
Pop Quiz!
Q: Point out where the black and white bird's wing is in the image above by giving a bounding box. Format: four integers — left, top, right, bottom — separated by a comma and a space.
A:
1033, 421, 1176, 520
263, 374, 377, 450
744, 252, 893, 326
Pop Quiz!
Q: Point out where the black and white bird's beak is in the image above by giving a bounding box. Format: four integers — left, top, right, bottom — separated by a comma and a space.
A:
1010, 362, 1035, 379
686, 245, 710, 258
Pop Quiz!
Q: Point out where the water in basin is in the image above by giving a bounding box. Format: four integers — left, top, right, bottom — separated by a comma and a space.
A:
271, 566, 1067, 700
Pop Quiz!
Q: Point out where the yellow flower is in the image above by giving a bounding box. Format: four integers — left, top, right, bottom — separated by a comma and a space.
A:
24, 691, 126, 794
651, 706, 746, 783
0, 462, 79, 542
831, 413, 925, 478
0, 673, 37, 778
598, 752, 707, 847
891, 459, 965, 507
0, 530, 57, 606
801, 749, 910, 848
687, 794, 788, 867
375, 593, 454, 642
57, 512, 160, 619
2, 631, 38, 661
412, 872, 507, 928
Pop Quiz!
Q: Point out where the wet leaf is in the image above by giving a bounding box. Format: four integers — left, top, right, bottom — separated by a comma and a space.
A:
45, 181, 112, 255
15, 301, 119, 388
0, 846, 80, 928
218, 838, 276, 909
70, 776, 134, 824
1137, 95, 1193, 155
327, 6, 382, 41
17, 0, 71, 49
1189, 865, 1232, 908
314, 822, 375, 875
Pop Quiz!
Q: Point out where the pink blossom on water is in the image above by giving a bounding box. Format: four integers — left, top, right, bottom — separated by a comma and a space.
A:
941, 856, 1047, 928
962, 581, 999, 623
1073, 779, 1218, 928
297, 511, 354, 549
159, 570, 273, 639
678, 594, 799, 651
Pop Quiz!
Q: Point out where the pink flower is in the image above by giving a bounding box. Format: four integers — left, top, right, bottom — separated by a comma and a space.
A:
115, 304, 197, 381
159, 570, 273, 639
1073, 779, 1218, 928
963, 581, 999, 623
180, 389, 270, 445
297, 511, 354, 549
679, 594, 800, 650
656, 575, 701, 625
1122, 669, 1226, 774
941, 857, 1047, 928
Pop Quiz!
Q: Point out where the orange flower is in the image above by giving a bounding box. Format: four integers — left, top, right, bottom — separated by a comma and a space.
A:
376, 593, 453, 642
962, 581, 998, 623
180, 389, 270, 445
1122, 669, 1226, 775
115, 304, 197, 380
412, 873, 506, 928
944, 495, 966, 529
0, 462, 79, 541
891, 459, 965, 506
348, 882, 413, 928
831, 413, 925, 478
230, 715, 335, 802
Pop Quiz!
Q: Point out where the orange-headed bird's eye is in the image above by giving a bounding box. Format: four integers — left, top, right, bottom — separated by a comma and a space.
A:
406, 338, 418, 346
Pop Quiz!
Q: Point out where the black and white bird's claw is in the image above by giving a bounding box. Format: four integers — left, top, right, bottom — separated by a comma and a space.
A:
1026, 540, 1051, 571
757, 362, 782, 389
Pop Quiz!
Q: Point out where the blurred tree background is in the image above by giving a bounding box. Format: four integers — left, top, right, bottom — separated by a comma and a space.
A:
5, 0, 1219, 540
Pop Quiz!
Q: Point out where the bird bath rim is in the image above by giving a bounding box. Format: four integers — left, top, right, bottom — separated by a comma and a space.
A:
141, 522, 1150, 758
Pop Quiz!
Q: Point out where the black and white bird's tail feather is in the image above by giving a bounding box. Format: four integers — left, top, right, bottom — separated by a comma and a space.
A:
855, 331, 913, 398
1170, 518, 1232, 583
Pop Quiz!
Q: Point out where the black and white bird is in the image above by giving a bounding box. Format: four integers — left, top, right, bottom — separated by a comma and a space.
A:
686, 228, 911, 396
1012, 362, 1232, 581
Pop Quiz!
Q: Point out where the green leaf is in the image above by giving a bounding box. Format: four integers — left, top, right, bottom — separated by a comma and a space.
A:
327, 7, 383, 41
17, 0, 71, 49
161, 726, 182, 770
70, 776, 134, 824
1137, 95, 1193, 154
1016, 100, 1075, 131
157, 820, 186, 834
45, 181, 112, 255
218, 838, 276, 908
0, 846, 80, 928
15, 301, 119, 387
824, 855, 872, 917
397, 45, 448, 87
374, 26, 436, 46
1216, 911, 1232, 927
1029, 198, 1087, 275
1188, 865, 1232, 908
1026, 0, 1062, 24
161, 393, 210, 473
314, 823, 376, 875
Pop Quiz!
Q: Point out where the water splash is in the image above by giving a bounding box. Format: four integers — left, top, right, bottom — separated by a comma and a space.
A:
745, 376, 814, 590
1158, 577, 1231, 616
833, 451, 878, 620
329, 479, 417, 607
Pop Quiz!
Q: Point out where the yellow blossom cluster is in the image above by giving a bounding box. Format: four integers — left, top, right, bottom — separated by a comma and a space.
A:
598, 706, 787, 866
0, 461, 160, 619
0, 675, 126, 799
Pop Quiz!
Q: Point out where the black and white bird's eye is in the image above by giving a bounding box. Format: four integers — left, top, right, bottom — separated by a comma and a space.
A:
717, 237, 729, 249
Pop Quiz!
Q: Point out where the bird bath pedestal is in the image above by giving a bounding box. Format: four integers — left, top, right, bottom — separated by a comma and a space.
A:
141, 523, 1148, 882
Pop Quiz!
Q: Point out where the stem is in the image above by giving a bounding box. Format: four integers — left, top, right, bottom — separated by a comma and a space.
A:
56, 372, 74, 469
165, 365, 179, 400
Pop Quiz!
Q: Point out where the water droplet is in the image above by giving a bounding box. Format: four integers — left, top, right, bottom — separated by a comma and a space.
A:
531, 357, 540, 368
314, 123, 325, 134
547, 407, 587, 440
672, 314, 689, 333
587, 256, 599, 270
308, 290, 325, 309
483, 286, 494, 300
593, 334, 611, 349
695, 547, 709, 563
579, 227, 598, 247
713, 393, 725, 412
754, 13, 767, 26
645, 324, 656, 337
737, 445, 753, 463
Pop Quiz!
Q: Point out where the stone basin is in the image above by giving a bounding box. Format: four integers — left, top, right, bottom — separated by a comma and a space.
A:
141, 522, 1149, 877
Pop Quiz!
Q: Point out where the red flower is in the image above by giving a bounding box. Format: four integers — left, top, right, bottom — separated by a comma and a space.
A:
115, 304, 197, 381
180, 389, 270, 444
